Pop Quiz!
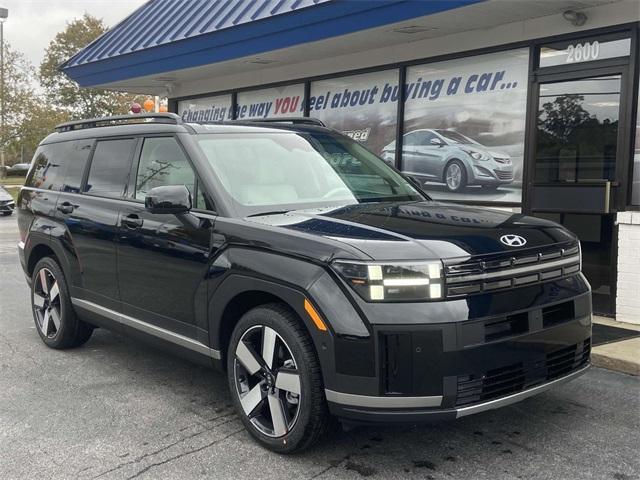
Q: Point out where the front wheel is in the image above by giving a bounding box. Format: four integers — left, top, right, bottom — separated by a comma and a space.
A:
444, 160, 467, 192
227, 303, 332, 453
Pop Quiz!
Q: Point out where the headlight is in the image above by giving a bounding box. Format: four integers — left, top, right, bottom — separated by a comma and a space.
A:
332, 260, 443, 302
462, 149, 486, 161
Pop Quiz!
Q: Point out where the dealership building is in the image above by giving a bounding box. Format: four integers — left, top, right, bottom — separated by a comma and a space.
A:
62, 0, 640, 322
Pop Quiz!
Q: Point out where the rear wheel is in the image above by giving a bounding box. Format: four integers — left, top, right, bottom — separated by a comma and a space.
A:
31, 257, 93, 349
227, 303, 332, 453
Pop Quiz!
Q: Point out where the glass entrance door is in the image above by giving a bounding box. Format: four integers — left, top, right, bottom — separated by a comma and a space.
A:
530, 73, 623, 315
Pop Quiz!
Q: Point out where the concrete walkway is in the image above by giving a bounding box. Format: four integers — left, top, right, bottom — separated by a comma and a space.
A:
592, 316, 640, 376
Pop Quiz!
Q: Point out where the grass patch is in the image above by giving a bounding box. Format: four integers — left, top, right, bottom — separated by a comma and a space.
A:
4, 186, 20, 202
1, 176, 26, 186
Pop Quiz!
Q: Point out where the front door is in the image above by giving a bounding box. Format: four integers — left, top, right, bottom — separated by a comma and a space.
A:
116, 136, 213, 340
528, 69, 628, 315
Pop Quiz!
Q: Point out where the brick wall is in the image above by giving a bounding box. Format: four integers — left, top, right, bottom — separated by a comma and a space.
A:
617, 212, 640, 325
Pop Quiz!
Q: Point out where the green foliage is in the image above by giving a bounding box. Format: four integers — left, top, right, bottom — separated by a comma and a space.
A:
39, 13, 145, 119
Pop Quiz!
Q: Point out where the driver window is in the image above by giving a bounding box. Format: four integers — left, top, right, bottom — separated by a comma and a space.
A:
136, 137, 198, 204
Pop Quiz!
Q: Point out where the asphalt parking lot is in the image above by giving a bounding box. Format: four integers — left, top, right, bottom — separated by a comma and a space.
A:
0, 214, 639, 480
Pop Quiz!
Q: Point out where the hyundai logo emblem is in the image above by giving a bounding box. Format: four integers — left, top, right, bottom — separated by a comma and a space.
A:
500, 234, 527, 247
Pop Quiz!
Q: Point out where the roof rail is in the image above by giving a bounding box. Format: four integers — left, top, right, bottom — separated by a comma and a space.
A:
228, 117, 326, 127
55, 113, 182, 132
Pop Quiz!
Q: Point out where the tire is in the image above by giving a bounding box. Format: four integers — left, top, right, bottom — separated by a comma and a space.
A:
444, 160, 467, 192
30, 257, 94, 349
2, 211, 12, 216
227, 303, 333, 453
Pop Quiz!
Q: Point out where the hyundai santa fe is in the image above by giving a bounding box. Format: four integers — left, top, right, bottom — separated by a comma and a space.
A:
381, 129, 514, 192
17, 113, 591, 453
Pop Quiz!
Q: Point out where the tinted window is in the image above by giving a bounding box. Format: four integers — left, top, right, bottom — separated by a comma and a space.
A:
85, 139, 136, 197
26, 144, 66, 190
61, 140, 93, 193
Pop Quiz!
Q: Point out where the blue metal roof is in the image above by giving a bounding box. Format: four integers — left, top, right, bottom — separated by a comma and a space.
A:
65, 0, 331, 68
62, 0, 482, 87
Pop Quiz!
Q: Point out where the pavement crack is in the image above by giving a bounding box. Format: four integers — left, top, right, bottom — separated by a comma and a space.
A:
125, 428, 244, 480
90, 414, 236, 479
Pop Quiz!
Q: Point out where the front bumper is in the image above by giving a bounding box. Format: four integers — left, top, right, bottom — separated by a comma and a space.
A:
328, 364, 590, 424
323, 282, 592, 424
469, 162, 514, 185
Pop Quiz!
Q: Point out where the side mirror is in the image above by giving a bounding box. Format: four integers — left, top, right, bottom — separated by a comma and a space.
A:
430, 137, 444, 147
145, 185, 192, 214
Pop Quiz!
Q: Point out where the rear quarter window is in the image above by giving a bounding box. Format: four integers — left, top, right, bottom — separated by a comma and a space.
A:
25, 140, 94, 191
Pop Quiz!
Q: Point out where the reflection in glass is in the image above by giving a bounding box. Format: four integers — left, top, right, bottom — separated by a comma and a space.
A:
535, 75, 620, 183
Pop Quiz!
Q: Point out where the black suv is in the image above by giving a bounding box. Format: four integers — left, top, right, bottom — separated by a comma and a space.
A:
17, 113, 591, 453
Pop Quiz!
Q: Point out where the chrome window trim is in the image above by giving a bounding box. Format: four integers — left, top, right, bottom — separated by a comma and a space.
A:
71, 298, 221, 359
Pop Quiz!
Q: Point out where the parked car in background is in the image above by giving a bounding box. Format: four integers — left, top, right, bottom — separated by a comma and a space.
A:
6, 163, 31, 177
382, 129, 514, 192
0, 186, 15, 216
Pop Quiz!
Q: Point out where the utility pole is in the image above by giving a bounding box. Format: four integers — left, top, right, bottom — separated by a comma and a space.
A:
0, 8, 7, 173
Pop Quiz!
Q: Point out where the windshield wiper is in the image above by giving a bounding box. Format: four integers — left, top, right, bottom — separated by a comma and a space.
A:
247, 210, 291, 217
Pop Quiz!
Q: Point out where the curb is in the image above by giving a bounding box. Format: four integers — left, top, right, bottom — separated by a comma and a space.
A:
592, 349, 640, 376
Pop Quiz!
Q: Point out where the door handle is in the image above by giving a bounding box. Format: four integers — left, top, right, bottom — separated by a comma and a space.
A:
121, 214, 143, 229
57, 201, 78, 214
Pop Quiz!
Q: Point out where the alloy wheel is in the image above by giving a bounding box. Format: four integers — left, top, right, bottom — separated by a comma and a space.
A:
446, 163, 462, 190
32, 268, 62, 338
233, 325, 302, 438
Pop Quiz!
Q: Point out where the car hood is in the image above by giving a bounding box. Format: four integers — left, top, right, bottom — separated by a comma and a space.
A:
0, 188, 13, 201
246, 201, 577, 261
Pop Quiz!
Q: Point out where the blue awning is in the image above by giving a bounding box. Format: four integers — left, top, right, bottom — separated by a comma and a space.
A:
61, 0, 482, 88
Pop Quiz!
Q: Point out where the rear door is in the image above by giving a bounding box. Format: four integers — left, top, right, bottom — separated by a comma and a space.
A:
116, 136, 213, 340
57, 137, 138, 311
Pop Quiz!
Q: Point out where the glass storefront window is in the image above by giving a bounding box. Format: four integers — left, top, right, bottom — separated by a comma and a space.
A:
178, 94, 232, 123
402, 48, 529, 203
309, 69, 399, 156
535, 75, 620, 183
236, 84, 305, 120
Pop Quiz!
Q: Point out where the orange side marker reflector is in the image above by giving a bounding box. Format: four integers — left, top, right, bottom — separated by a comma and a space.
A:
304, 299, 328, 332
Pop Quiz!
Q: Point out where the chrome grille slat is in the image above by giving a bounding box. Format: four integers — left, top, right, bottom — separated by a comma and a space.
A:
444, 243, 581, 298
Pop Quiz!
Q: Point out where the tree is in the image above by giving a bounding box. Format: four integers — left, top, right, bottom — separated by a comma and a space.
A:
39, 13, 145, 119
0, 41, 66, 166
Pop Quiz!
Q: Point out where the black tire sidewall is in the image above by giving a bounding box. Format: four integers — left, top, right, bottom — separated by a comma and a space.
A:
227, 306, 320, 453
31, 257, 77, 348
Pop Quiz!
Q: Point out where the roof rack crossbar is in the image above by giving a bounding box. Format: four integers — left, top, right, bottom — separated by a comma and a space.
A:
226, 117, 326, 127
55, 113, 182, 132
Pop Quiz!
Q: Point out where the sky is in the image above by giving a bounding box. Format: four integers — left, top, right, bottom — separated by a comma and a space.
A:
1, 0, 147, 68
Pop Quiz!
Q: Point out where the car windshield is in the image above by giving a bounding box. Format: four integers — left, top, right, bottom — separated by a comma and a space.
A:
196, 131, 425, 216
435, 130, 479, 145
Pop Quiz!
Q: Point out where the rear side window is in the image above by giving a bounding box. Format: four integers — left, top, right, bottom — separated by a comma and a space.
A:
25, 140, 93, 192
61, 140, 93, 193
85, 139, 137, 198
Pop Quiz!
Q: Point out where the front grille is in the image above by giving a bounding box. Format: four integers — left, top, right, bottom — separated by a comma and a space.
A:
444, 243, 580, 298
494, 169, 513, 180
494, 157, 511, 164
455, 339, 590, 407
